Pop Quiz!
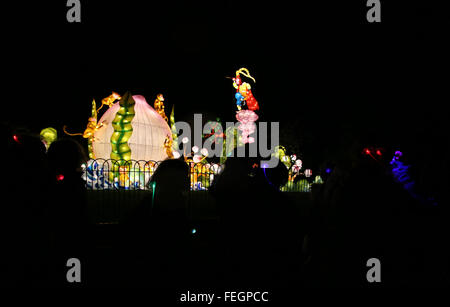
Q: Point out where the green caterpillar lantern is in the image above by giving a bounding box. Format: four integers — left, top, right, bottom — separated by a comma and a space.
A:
110, 91, 136, 161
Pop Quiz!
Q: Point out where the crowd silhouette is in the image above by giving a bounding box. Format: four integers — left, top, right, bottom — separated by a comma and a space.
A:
0, 124, 448, 288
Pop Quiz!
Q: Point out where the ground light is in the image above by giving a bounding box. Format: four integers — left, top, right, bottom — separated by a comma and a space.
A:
151, 182, 156, 209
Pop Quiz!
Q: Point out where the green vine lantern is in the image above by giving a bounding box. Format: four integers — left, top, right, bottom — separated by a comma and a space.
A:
110, 91, 136, 162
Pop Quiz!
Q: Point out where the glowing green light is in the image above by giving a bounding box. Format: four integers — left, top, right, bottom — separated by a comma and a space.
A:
40, 127, 57, 149
151, 182, 156, 209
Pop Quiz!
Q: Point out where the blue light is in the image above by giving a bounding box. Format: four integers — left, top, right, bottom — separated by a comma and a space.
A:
389, 152, 437, 206
191, 228, 197, 234
325, 168, 332, 173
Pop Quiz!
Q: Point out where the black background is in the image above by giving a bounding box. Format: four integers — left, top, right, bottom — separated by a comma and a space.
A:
3, 0, 447, 170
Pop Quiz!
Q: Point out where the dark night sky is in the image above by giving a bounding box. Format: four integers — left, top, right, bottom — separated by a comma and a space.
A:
3, 1, 447, 169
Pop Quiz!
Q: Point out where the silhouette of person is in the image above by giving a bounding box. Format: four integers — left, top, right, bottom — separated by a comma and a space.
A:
46, 138, 89, 286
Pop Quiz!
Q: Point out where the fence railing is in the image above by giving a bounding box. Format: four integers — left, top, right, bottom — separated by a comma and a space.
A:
82, 159, 314, 192
82, 159, 224, 191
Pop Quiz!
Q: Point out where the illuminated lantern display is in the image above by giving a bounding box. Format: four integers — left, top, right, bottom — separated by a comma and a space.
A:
65, 92, 174, 189
236, 110, 259, 144
92, 93, 172, 162
232, 68, 259, 111
305, 169, 312, 177
154, 93, 168, 122
40, 127, 57, 150
169, 105, 178, 153
292, 159, 302, 173
64, 99, 106, 159
314, 175, 324, 184
231, 68, 260, 145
